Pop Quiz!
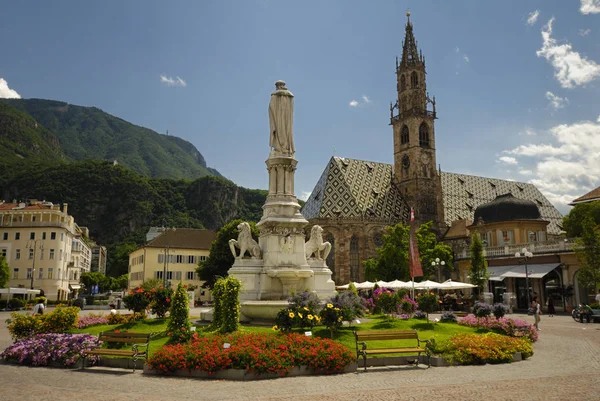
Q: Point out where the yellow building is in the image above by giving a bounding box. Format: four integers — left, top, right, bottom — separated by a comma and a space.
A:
0, 200, 90, 300
128, 228, 216, 303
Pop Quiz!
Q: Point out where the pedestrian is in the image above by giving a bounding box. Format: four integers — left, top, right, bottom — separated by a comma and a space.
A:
32, 298, 45, 315
547, 297, 555, 317
109, 304, 117, 315
532, 296, 542, 330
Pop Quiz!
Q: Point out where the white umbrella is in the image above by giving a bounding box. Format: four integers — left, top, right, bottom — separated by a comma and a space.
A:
413, 280, 443, 289
386, 280, 411, 289
355, 281, 375, 290
376, 280, 391, 288
335, 282, 360, 290
439, 279, 476, 290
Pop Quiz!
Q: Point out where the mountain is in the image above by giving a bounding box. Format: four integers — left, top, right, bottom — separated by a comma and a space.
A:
0, 98, 220, 180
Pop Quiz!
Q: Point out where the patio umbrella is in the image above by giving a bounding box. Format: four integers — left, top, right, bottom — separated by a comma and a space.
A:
386, 280, 411, 289
413, 280, 444, 289
376, 280, 391, 288
355, 281, 375, 290
438, 279, 476, 290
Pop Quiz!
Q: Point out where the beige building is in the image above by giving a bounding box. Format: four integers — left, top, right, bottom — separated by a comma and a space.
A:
0, 200, 91, 300
128, 228, 216, 303
91, 245, 107, 274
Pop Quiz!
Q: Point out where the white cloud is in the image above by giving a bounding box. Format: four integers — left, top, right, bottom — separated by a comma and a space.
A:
349, 100, 359, 107
519, 169, 534, 175
545, 91, 568, 109
597, 114, 600, 122
499, 156, 518, 165
536, 18, 600, 88
299, 191, 311, 201
0, 78, 21, 98
160, 75, 187, 87
361, 95, 371, 104
527, 10, 540, 26
504, 118, 600, 212
463, 55, 470, 63
579, 28, 591, 36
520, 128, 537, 136
580, 0, 600, 14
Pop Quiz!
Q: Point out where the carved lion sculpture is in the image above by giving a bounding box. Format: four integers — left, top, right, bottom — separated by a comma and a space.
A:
305, 225, 331, 261
229, 222, 261, 259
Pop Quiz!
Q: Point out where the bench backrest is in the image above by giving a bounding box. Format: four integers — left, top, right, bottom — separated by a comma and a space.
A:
355, 329, 419, 342
99, 332, 151, 344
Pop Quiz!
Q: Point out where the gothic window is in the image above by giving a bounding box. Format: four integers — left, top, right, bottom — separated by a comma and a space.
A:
423, 165, 428, 178
400, 75, 406, 91
325, 234, 335, 276
350, 235, 360, 282
401, 125, 409, 144
373, 233, 383, 248
411, 71, 418, 88
419, 122, 430, 147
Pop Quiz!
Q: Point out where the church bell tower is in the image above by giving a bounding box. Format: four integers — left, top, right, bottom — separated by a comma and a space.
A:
391, 13, 445, 231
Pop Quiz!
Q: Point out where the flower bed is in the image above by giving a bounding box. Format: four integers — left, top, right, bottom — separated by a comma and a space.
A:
458, 315, 538, 342
77, 314, 110, 329
0, 333, 101, 367
148, 332, 355, 376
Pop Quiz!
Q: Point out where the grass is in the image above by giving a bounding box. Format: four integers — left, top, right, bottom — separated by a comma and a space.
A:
70, 314, 479, 357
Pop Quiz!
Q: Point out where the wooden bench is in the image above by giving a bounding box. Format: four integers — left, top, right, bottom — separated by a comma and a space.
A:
354, 329, 430, 371
453, 311, 467, 317
82, 331, 151, 372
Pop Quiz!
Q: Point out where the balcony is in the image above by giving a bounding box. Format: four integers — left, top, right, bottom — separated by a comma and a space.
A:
454, 239, 577, 260
390, 108, 436, 124
0, 220, 72, 231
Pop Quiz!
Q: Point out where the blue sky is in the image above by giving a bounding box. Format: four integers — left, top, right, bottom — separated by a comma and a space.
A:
1, 1, 599, 214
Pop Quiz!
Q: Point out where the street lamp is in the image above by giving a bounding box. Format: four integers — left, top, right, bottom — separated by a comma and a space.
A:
515, 248, 533, 309
26, 240, 43, 290
431, 257, 445, 282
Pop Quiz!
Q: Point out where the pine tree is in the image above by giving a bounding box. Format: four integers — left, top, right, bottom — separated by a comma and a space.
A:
166, 282, 191, 344
468, 233, 488, 300
575, 216, 600, 295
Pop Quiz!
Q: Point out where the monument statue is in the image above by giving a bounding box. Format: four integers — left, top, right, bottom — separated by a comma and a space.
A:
269, 80, 295, 155
305, 225, 332, 260
228, 222, 262, 259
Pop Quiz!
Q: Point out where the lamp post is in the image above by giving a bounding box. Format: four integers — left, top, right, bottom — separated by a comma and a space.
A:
431, 258, 445, 283
515, 248, 533, 308
162, 221, 168, 287
26, 240, 43, 290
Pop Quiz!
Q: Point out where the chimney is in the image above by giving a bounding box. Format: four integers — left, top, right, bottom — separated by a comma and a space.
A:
63, 203, 68, 215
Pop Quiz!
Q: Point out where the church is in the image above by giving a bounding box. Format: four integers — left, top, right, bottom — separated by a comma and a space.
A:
301, 14, 563, 285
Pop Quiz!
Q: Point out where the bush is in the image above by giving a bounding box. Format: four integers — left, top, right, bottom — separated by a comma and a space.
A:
106, 312, 145, 325
329, 291, 364, 324
399, 295, 418, 314
416, 292, 438, 321
8, 298, 25, 309
148, 332, 355, 375
430, 333, 533, 365
6, 306, 80, 340
77, 314, 110, 329
1, 333, 101, 366
473, 301, 492, 318
166, 283, 191, 344
33, 296, 47, 305
288, 291, 321, 312
0, 300, 7, 309
274, 307, 320, 333
148, 287, 173, 318
85, 296, 95, 306
413, 310, 427, 320
319, 303, 344, 338
458, 315, 538, 342
123, 288, 150, 313
440, 311, 457, 323
212, 276, 241, 334
373, 287, 398, 315
492, 303, 509, 319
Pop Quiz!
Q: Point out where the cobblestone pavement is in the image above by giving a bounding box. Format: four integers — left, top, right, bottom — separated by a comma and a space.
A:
0, 312, 599, 401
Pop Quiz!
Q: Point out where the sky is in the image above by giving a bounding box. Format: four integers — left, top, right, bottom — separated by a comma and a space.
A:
1, 0, 599, 215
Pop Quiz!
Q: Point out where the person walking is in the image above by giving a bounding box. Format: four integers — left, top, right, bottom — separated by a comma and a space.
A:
532, 296, 542, 330
32, 298, 45, 315
547, 296, 555, 317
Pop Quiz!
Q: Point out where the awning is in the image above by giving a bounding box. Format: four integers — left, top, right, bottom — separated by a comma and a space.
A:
488, 263, 560, 281
69, 284, 81, 290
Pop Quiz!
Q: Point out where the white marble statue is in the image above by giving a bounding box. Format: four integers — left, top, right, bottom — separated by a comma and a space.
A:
229, 222, 262, 259
269, 80, 295, 156
305, 225, 332, 260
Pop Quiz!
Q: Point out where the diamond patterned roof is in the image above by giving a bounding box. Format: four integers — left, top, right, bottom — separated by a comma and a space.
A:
302, 157, 564, 236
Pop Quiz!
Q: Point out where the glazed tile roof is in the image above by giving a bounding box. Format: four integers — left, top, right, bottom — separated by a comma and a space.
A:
302, 157, 564, 236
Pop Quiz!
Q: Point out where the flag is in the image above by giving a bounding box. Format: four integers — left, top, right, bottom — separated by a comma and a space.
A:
408, 208, 423, 278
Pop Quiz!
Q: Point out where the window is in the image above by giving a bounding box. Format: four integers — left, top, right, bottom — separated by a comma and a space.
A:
187, 271, 196, 280
155, 271, 164, 280
176, 255, 184, 264
158, 254, 164, 264
497, 230, 514, 245
12, 268, 18, 279
1, 248, 6, 257
175, 271, 182, 280
42, 232, 47, 240
60, 233, 64, 241
401, 125, 409, 144
18, 216, 22, 222
40, 249, 44, 260
15, 232, 20, 240
38, 268, 43, 279
50, 232, 56, 240
59, 249, 63, 260
48, 268, 53, 279
49, 249, 55, 260
187, 255, 196, 264
528, 231, 537, 243
27, 268, 33, 279
29, 249, 34, 259
350, 235, 360, 282
32, 216, 36, 222
30, 232, 35, 240
419, 122, 430, 147
58, 268, 62, 280
15, 249, 20, 260
199, 256, 207, 261
166, 271, 173, 280
2, 233, 7, 240
411, 71, 418, 88
73, 272, 77, 281
400, 74, 406, 91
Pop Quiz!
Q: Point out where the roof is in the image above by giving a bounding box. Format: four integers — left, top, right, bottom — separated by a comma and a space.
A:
302, 157, 564, 235
146, 228, 216, 250
570, 186, 600, 205
472, 193, 542, 224
0, 202, 53, 211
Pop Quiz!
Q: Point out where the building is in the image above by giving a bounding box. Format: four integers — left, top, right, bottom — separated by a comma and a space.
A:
0, 200, 91, 300
91, 245, 107, 275
128, 228, 216, 303
301, 14, 563, 285
569, 185, 600, 206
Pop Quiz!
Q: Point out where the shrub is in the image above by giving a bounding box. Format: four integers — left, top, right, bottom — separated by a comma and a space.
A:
123, 288, 150, 313
8, 298, 25, 310
33, 296, 47, 305
0, 333, 101, 366
473, 301, 492, 318
361, 297, 375, 314
373, 287, 398, 315
413, 310, 427, 320
440, 311, 457, 323
212, 276, 241, 334
458, 315, 538, 342
319, 303, 344, 338
431, 333, 533, 365
166, 282, 192, 344
274, 307, 320, 333
148, 287, 173, 318
347, 282, 358, 295
6, 306, 80, 340
492, 303, 509, 319
288, 291, 321, 312
107, 312, 145, 325
147, 332, 355, 375
0, 299, 7, 309
77, 314, 110, 329
399, 295, 418, 314
416, 292, 438, 321
329, 291, 364, 324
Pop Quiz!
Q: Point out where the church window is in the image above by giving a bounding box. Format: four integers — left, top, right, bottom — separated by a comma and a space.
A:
325, 234, 335, 277
373, 233, 383, 247
419, 122, 430, 147
411, 71, 418, 88
400, 75, 406, 91
423, 165, 428, 178
401, 125, 409, 144
350, 235, 360, 282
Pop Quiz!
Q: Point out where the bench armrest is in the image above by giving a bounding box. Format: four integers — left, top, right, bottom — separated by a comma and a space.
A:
417, 338, 431, 353
356, 341, 368, 352
131, 342, 150, 355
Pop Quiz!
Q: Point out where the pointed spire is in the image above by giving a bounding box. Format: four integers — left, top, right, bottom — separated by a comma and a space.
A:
400, 12, 422, 68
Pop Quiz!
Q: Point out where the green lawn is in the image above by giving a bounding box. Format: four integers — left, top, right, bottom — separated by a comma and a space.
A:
71, 314, 480, 357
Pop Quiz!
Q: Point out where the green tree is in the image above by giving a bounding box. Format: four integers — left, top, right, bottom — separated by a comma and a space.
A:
416, 221, 454, 280
113, 274, 129, 290
468, 233, 488, 299
0, 255, 9, 288
574, 216, 600, 294
197, 219, 259, 288
80, 272, 105, 293
166, 282, 192, 344
563, 201, 600, 237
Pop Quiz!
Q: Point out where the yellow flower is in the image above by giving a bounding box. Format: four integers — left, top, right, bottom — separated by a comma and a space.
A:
334, 307, 340, 311
303, 307, 309, 311
337, 317, 342, 322
327, 303, 333, 308
307, 314, 314, 320
272, 325, 278, 331
315, 316, 321, 322
298, 312, 303, 318
289, 312, 295, 318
